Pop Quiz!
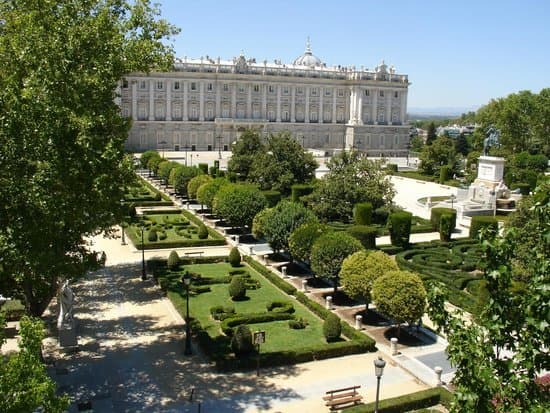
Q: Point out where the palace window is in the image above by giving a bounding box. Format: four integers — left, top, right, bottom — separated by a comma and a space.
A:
365, 89, 370, 96
268, 85, 275, 93
253, 84, 260, 92
379, 90, 384, 97
156, 81, 163, 90
310, 111, 318, 122
283, 86, 289, 95
222, 107, 230, 117
139, 80, 147, 90
296, 87, 303, 95
311, 88, 318, 96
207, 83, 213, 91
223, 83, 229, 92
122, 79, 129, 89
267, 110, 275, 121
338, 89, 344, 97
174, 81, 180, 90
238, 84, 245, 93
324, 89, 331, 97
394, 91, 399, 98
190, 82, 197, 91
282, 110, 290, 121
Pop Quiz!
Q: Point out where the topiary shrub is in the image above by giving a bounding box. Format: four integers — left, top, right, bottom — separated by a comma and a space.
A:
353, 202, 373, 225
197, 223, 208, 239
228, 275, 247, 300
439, 165, 452, 183
167, 250, 179, 270
373, 206, 390, 225
261, 190, 282, 207
386, 163, 398, 174
469, 216, 498, 239
430, 207, 456, 231
347, 225, 378, 250
323, 313, 342, 342
439, 213, 455, 242
289, 318, 308, 329
198, 163, 208, 174
230, 324, 254, 356
291, 184, 314, 203
388, 211, 412, 247
229, 247, 241, 267
147, 229, 158, 242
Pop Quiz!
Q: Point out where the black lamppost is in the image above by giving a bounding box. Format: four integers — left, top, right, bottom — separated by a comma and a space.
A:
140, 220, 146, 281
217, 135, 223, 159
450, 194, 456, 209
159, 140, 167, 159
182, 271, 192, 355
374, 356, 386, 413
120, 199, 126, 246
183, 143, 189, 166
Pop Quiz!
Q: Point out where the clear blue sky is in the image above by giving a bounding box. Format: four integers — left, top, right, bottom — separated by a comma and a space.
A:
157, 0, 549, 110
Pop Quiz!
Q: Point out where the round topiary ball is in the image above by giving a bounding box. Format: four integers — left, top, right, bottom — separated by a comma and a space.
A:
197, 223, 208, 239
229, 247, 241, 267
228, 275, 247, 301
148, 229, 158, 242
323, 313, 342, 342
167, 250, 179, 270
231, 324, 254, 356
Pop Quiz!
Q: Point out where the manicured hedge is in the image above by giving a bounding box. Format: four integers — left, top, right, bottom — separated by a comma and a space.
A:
243, 256, 297, 295
346, 387, 453, 413
385, 163, 398, 174
353, 202, 373, 225
291, 184, 314, 203
430, 207, 456, 231
261, 190, 282, 207
439, 213, 454, 242
388, 211, 412, 247
346, 225, 378, 249
510, 182, 531, 195
469, 216, 498, 239
439, 165, 452, 183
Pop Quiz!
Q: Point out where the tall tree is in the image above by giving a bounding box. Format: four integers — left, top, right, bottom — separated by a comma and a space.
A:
427, 183, 550, 412
248, 132, 318, 194
306, 151, 395, 222
0, 0, 178, 315
227, 129, 264, 180
426, 122, 437, 145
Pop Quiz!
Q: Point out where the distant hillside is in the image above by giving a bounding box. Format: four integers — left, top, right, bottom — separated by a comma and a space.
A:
408, 106, 479, 118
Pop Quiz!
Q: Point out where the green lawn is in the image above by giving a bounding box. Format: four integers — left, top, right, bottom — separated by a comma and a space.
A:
123, 176, 173, 206
160, 262, 326, 353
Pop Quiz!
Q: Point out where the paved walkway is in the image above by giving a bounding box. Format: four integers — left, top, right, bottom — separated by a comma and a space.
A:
44, 264, 427, 412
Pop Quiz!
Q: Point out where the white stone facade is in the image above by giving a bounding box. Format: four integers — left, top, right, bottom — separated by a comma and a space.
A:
121, 43, 411, 155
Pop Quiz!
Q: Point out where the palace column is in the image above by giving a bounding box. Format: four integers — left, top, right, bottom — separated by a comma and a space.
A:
148, 79, 154, 120
262, 84, 267, 118
131, 80, 137, 120
215, 83, 221, 118
183, 81, 188, 121
319, 87, 324, 123
290, 86, 296, 122
400, 90, 407, 124
305, 86, 310, 123
386, 90, 391, 124
199, 82, 204, 121
231, 83, 237, 117
247, 84, 252, 118
166, 80, 172, 121
357, 88, 363, 125
276, 85, 281, 122
371, 89, 378, 124
332, 87, 337, 123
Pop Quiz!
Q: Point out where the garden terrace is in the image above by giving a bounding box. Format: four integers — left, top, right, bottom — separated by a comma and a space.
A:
151, 256, 375, 371
327, 215, 433, 236
126, 210, 225, 250
395, 239, 484, 314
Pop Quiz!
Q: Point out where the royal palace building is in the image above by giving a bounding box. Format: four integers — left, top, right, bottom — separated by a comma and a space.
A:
121, 41, 410, 155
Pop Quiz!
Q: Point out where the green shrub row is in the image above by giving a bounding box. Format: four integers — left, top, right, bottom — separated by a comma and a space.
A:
0, 300, 26, 321
243, 256, 297, 295
221, 312, 296, 336
388, 211, 412, 247
135, 238, 226, 250
430, 207, 456, 231
137, 176, 172, 201
469, 215, 499, 239
346, 387, 453, 413
266, 301, 295, 313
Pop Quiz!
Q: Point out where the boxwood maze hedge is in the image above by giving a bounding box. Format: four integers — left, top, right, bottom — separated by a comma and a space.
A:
395, 239, 483, 314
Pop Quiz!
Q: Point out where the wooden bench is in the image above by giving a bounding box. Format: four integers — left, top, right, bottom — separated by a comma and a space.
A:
184, 251, 204, 257
323, 385, 362, 410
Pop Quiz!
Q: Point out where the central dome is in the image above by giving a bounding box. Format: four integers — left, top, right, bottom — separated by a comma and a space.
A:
293, 38, 323, 67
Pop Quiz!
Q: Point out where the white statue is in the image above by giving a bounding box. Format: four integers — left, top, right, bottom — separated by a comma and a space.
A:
57, 280, 74, 329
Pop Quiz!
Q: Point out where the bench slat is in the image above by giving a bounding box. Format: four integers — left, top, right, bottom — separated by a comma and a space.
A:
325, 395, 363, 408
324, 385, 360, 395
323, 391, 358, 401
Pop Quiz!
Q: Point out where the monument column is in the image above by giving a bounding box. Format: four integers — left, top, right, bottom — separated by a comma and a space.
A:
166, 79, 172, 121
148, 79, 154, 120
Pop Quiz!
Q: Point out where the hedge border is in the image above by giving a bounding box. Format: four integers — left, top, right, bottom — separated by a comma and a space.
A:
346, 387, 453, 413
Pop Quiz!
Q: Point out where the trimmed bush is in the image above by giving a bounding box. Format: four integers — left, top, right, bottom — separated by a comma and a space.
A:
385, 163, 398, 174
372, 206, 389, 225
388, 211, 412, 247
353, 202, 373, 225
323, 313, 342, 342
266, 301, 295, 314
167, 250, 180, 270
198, 163, 208, 174
147, 229, 158, 242
197, 223, 208, 239
291, 184, 314, 203
231, 324, 254, 356
511, 182, 531, 195
261, 190, 282, 207
229, 247, 241, 267
210, 305, 235, 320
439, 213, 454, 242
430, 207, 456, 231
469, 216, 498, 239
228, 275, 247, 300
347, 225, 378, 250
289, 318, 308, 329
439, 165, 452, 183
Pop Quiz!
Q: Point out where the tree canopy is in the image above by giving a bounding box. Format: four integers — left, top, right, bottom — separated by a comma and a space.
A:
227, 129, 264, 180
0, 0, 178, 314
306, 151, 395, 222
288, 221, 331, 263
213, 184, 267, 228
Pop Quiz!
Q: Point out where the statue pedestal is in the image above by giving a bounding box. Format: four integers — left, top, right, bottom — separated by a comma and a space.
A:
58, 323, 78, 348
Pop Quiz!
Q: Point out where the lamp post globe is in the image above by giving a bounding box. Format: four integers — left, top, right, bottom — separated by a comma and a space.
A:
374, 356, 386, 413
182, 271, 192, 355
